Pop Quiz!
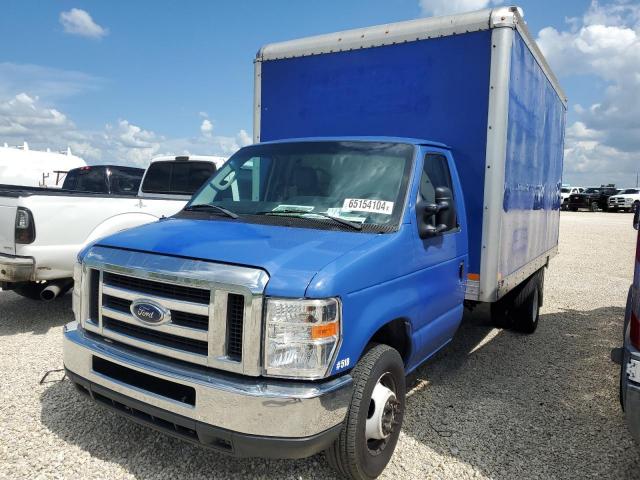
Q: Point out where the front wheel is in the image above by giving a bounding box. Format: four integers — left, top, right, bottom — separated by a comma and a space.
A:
590, 201, 599, 212
325, 344, 405, 480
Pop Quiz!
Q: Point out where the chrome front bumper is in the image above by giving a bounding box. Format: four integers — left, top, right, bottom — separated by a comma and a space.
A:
0, 254, 34, 282
63, 322, 352, 455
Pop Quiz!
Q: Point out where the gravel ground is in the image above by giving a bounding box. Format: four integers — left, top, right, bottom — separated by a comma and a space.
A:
1, 211, 639, 480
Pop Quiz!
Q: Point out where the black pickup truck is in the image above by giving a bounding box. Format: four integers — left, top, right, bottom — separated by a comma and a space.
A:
568, 186, 619, 212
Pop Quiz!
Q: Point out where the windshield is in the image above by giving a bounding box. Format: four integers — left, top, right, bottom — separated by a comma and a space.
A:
561, 188, 570, 193
621, 189, 639, 194
584, 188, 600, 193
186, 141, 414, 230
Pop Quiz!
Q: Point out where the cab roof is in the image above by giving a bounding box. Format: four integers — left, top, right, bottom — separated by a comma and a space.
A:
256, 136, 450, 149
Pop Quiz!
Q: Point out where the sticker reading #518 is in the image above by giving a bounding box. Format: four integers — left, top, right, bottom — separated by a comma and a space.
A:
342, 198, 394, 215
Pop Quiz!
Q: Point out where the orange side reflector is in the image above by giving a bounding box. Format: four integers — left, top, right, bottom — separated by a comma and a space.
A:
311, 322, 338, 339
467, 273, 480, 281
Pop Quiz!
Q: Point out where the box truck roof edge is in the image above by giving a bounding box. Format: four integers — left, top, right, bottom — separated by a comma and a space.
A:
254, 6, 566, 111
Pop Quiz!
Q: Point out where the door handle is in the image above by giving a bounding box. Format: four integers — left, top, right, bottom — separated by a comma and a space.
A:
458, 261, 464, 280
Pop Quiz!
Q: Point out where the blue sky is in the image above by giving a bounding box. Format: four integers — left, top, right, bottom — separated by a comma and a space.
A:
0, 1, 638, 186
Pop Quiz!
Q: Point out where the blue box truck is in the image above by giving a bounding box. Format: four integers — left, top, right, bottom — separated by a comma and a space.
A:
63, 6, 566, 479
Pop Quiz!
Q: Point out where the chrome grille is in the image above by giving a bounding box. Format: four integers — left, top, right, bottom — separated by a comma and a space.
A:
79, 246, 269, 376
103, 271, 211, 303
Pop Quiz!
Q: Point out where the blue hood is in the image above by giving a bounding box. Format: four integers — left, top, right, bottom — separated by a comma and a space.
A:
96, 217, 377, 297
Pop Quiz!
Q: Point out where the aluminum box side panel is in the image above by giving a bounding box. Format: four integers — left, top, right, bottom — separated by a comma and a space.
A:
258, 31, 492, 274
499, 30, 565, 287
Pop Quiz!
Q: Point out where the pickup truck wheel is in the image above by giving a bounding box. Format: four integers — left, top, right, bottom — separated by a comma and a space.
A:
13, 282, 45, 300
590, 202, 599, 212
325, 344, 405, 480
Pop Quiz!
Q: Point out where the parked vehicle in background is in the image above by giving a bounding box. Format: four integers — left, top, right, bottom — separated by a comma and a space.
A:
561, 186, 584, 210
62, 165, 144, 196
612, 208, 640, 443
609, 188, 640, 213
568, 185, 619, 211
64, 7, 565, 479
139, 155, 227, 200
0, 155, 225, 301
0, 142, 86, 188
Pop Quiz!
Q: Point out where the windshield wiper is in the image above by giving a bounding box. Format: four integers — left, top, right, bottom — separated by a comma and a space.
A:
256, 209, 363, 231
184, 204, 238, 219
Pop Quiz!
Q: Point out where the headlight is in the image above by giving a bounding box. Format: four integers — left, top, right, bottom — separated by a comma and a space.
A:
264, 298, 341, 379
72, 261, 83, 323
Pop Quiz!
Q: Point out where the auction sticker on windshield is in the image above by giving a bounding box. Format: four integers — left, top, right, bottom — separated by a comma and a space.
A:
342, 199, 394, 215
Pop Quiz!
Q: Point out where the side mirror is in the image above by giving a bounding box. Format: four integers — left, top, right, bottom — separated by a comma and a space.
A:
416, 186, 455, 239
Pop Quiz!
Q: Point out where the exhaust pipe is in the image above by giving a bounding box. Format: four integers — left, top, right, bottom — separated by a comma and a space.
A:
40, 280, 72, 302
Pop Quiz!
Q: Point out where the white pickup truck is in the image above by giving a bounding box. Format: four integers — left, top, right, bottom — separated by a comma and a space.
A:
608, 188, 640, 213
0, 155, 226, 300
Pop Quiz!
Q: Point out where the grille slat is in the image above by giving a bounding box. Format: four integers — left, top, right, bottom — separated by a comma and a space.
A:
103, 316, 209, 356
103, 272, 210, 304
102, 294, 209, 331
226, 294, 244, 361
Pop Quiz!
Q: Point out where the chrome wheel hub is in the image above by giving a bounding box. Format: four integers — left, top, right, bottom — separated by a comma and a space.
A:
366, 380, 399, 441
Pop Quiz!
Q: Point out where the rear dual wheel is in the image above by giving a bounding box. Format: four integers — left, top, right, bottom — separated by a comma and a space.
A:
325, 344, 405, 480
491, 269, 543, 334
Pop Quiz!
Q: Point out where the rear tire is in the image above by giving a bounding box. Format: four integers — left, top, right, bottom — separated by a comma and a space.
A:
491, 269, 544, 334
325, 344, 405, 480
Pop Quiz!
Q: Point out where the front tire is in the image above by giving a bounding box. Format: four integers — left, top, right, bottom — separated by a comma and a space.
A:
590, 201, 599, 212
325, 344, 405, 480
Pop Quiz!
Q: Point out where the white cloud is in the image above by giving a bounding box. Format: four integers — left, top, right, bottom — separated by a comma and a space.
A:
59, 8, 108, 39
0, 86, 248, 168
536, 1, 640, 186
0, 63, 103, 100
200, 118, 213, 138
236, 129, 252, 147
419, 0, 502, 17
0, 93, 74, 138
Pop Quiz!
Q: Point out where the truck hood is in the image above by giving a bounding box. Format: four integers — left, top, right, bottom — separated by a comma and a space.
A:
95, 217, 377, 297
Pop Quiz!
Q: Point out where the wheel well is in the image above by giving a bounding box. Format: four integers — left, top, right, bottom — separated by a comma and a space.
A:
368, 318, 411, 364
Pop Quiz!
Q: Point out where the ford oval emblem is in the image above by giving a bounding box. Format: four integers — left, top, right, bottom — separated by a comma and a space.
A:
130, 300, 171, 326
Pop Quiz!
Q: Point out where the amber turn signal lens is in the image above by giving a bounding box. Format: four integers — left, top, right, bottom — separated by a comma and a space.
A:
311, 321, 338, 339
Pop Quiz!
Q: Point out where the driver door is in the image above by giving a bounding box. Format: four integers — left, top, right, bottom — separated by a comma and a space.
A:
411, 150, 468, 363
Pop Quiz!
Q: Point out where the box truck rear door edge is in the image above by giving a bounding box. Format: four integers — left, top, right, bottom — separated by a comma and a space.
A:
0, 200, 17, 255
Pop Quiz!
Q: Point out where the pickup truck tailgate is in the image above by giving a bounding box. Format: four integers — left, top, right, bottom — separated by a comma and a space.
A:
0, 203, 16, 255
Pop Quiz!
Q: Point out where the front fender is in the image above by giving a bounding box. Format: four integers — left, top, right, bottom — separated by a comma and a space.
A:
329, 268, 433, 377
